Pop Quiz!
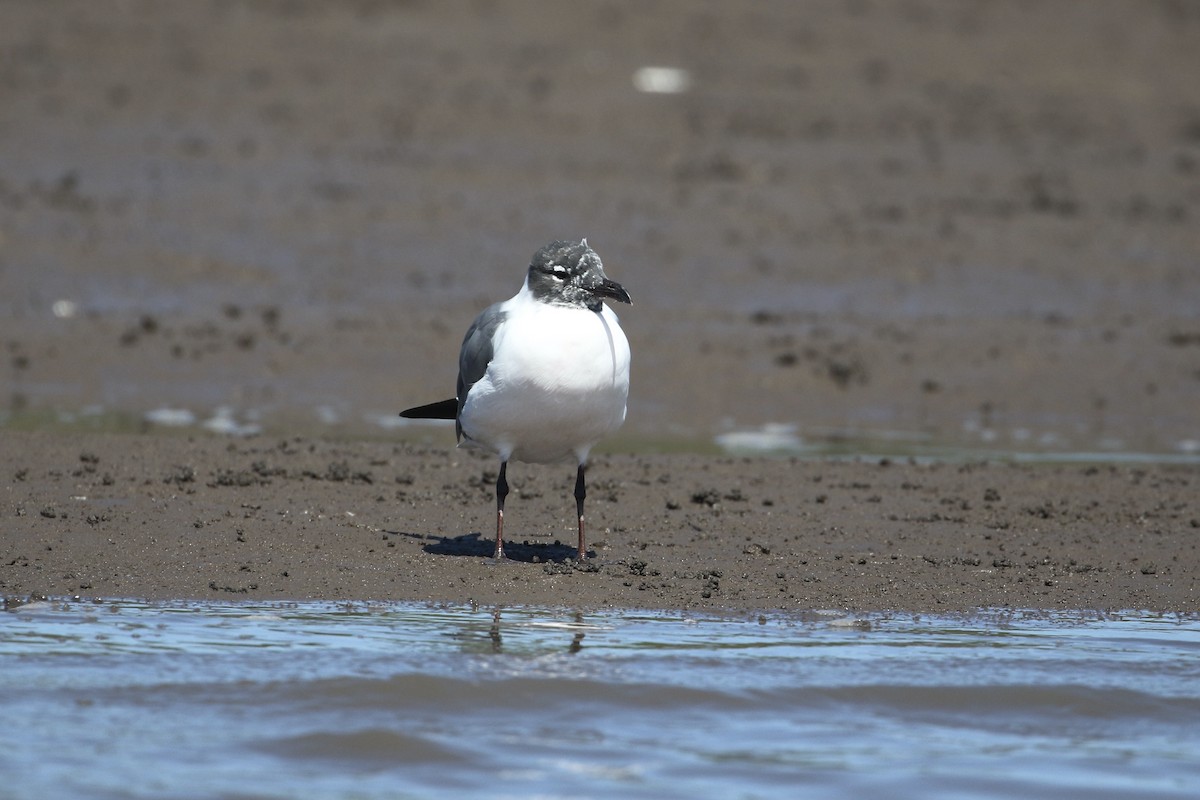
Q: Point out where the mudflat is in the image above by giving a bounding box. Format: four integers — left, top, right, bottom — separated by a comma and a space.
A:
1, 3, 1198, 613
3, 431, 1196, 612
1, 2, 1198, 456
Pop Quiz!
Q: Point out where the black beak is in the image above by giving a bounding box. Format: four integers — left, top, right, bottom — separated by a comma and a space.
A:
590, 277, 632, 305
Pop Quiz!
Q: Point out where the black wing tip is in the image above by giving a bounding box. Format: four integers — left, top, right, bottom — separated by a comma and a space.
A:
399, 398, 458, 420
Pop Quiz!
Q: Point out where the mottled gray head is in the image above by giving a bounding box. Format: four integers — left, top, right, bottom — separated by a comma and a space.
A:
526, 239, 632, 311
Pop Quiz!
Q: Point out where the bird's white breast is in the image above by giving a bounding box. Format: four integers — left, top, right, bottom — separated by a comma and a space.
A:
460, 289, 630, 464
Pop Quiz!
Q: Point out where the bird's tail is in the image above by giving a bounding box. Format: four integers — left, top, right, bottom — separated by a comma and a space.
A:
399, 399, 458, 420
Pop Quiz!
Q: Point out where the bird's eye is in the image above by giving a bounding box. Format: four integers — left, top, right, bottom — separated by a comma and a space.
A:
550, 265, 569, 280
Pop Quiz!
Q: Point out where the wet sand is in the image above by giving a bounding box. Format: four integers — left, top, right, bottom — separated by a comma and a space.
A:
3, 431, 1196, 612
2, 1, 1198, 454
2, 3, 1198, 611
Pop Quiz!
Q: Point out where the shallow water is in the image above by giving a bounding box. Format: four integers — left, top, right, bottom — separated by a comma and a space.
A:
2, 600, 1198, 799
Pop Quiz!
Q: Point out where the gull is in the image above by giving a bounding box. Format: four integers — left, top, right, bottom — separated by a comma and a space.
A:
400, 239, 631, 560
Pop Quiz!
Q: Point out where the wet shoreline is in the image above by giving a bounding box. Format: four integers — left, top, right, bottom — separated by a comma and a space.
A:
4, 430, 1196, 613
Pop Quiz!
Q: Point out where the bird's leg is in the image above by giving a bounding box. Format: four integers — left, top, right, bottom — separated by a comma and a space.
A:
494, 461, 509, 560
574, 464, 587, 560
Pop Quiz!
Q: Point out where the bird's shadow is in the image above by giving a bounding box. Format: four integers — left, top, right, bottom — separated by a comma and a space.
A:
389, 530, 587, 563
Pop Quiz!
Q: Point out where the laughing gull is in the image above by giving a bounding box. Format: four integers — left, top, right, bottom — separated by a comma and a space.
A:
400, 239, 631, 560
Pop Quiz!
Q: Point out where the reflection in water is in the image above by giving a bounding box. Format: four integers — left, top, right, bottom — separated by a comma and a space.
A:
569, 612, 585, 655
486, 607, 586, 655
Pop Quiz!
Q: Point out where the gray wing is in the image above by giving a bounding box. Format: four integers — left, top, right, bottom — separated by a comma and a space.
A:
455, 303, 507, 440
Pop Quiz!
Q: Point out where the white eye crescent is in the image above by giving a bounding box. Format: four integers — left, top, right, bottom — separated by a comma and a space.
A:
551, 265, 569, 279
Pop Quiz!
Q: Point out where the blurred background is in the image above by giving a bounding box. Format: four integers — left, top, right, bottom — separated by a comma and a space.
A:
2, 0, 1197, 457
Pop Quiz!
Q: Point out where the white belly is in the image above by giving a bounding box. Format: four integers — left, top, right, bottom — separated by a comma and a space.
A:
460, 300, 630, 464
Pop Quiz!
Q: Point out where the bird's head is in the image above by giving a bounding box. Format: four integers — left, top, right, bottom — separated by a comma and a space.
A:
526, 239, 632, 311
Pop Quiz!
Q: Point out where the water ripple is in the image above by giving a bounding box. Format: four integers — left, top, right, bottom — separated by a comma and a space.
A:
2, 599, 1198, 799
